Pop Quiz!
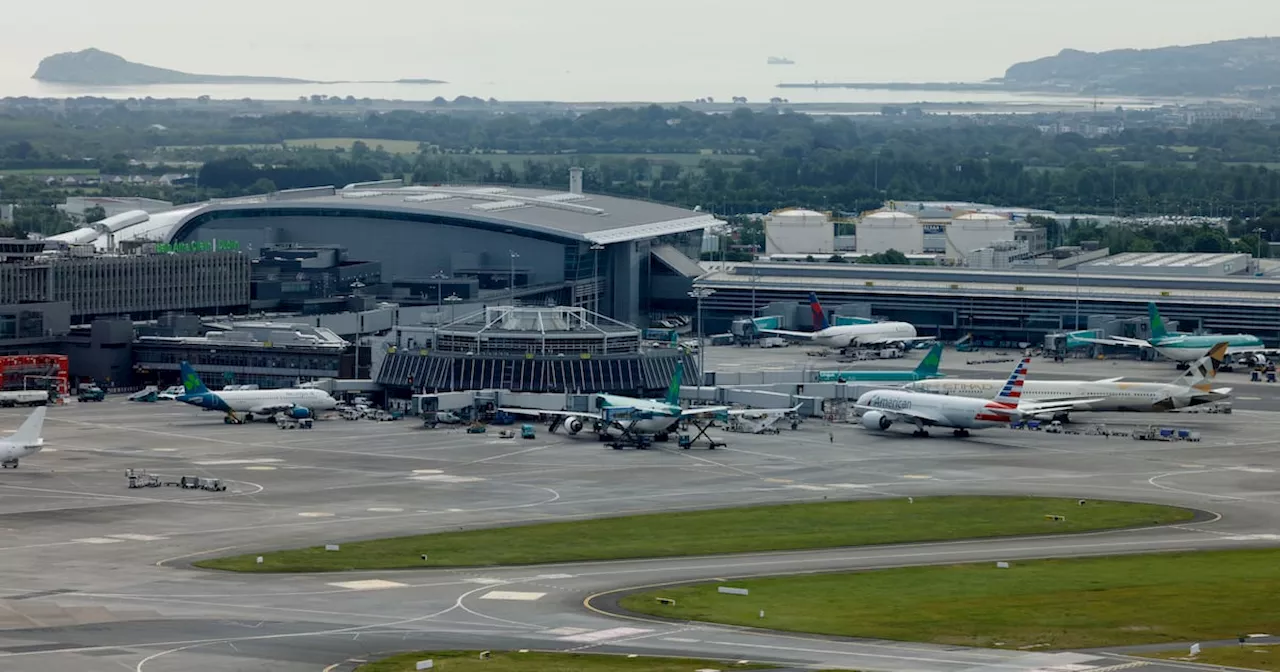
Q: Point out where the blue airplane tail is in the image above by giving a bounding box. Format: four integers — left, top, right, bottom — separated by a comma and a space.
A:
179, 362, 211, 396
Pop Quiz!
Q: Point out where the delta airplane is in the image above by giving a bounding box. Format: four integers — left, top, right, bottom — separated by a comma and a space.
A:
176, 362, 338, 424
1, 407, 46, 469
814, 343, 945, 383
1082, 303, 1270, 365
758, 293, 932, 350
501, 361, 800, 441
855, 358, 1091, 438
906, 342, 1231, 419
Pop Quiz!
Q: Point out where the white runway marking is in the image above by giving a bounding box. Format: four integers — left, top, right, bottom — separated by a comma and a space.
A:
195, 458, 283, 466
463, 578, 506, 585
559, 627, 652, 643
541, 627, 593, 636
1239, 396, 1263, 401
411, 469, 443, 474
151, 448, 178, 452
411, 475, 484, 483
108, 534, 166, 542
534, 573, 575, 580
326, 580, 408, 591
787, 484, 830, 491
76, 537, 125, 544
479, 591, 545, 601
1236, 467, 1275, 473
297, 512, 334, 518
367, 507, 404, 513
245, 466, 277, 471
826, 483, 871, 489
901, 474, 933, 479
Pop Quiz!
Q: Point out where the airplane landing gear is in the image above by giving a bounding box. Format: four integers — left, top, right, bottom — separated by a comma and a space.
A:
1, 459, 17, 469
953, 429, 970, 438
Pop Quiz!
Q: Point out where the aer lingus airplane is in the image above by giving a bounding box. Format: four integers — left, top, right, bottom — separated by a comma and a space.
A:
814, 343, 945, 383
0, 406, 46, 469
176, 362, 337, 424
1082, 303, 1271, 365
500, 361, 799, 443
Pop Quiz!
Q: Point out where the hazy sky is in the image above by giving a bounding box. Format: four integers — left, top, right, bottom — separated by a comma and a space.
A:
7, 0, 1280, 83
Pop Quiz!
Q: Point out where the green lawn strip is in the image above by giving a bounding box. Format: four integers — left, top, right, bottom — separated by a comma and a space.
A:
1147, 644, 1279, 671
194, 496, 1192, 572
619, 549, 1280, 650
356, 650, 776, 671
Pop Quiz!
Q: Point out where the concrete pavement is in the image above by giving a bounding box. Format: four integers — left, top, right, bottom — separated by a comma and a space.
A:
0, 391, 1277, 671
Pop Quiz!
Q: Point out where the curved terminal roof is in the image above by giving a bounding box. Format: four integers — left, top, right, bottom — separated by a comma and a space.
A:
52, 184, 718, 250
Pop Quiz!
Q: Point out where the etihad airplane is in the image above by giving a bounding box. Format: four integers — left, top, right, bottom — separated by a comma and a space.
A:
814, 343, 945, 383
176, 362, 338, 424
500, 361, 800, 441
757, 293, 932, 350
855, 358, 1092, 438
907, 342, 1232, 418
1, 407, 46, 469
1082, 303, 1270, 365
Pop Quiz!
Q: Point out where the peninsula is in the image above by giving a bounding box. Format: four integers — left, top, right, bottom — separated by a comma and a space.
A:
778, 36, 1280, 98
32, 48, 444, 86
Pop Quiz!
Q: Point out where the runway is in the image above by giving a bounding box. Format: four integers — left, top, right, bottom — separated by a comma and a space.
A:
1, 395, 1278, 672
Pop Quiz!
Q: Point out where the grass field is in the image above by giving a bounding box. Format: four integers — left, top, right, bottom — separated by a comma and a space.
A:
0, 167, 100, 176
358, 651, 775, 672
620, 548, 1280, 650
1149, 644, 1279, 671
193, 496, 1192, 573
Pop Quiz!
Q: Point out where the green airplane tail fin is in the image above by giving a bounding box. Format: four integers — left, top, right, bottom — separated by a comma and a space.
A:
1147, 302, 1169, 340
914, 343, 944, 377
665, 361, 683, 406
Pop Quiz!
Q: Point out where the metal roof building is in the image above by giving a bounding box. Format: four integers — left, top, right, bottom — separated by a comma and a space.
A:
58, 181, 718, 325
694, 262, 1280, 343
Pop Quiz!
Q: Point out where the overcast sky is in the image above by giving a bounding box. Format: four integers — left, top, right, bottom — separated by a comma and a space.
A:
6, 0, 1280, 83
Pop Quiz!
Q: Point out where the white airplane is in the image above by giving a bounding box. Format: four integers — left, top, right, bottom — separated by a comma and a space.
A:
500, 362, 799, 443
757, 293, 931, 350
856, 358, 1092, 438
175, 362, 337, 424
1, 407, 46, 469
906, 342, 1232, 418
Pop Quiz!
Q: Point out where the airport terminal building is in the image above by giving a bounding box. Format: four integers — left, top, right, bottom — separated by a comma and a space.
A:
144, 179, 714, 326
696, 262, 1280, 345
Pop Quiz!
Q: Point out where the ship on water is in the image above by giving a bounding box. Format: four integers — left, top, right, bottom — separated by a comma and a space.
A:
767, 56, 795, 65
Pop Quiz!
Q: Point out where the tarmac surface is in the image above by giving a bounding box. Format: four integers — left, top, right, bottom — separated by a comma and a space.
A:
1, 352, 1279, 672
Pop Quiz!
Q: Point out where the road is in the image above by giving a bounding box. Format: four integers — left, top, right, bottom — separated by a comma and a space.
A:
0, 394, 1275, 671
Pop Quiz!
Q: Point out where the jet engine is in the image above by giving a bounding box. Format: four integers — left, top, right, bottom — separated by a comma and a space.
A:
860, 410, 892, 431
564, 416, 584, 435
288, 407, 312, 419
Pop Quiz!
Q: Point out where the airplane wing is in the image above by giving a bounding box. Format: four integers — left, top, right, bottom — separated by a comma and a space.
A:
1094, 377, 1125, 383
727, 404, 802, 417
498, 408, 604, 421
986, 399, 1101, 417
678, 406, 733, 418
1225, 346, 1280, 357
855, 405, 952, 426
757, 328, 816, 339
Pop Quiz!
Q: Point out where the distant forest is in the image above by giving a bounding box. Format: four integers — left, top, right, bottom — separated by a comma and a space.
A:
5, 104, 1280, 241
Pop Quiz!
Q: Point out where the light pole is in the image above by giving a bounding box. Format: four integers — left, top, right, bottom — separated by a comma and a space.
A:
349, 280, 366, 379
1254, 227, 1266, 270
508, 250, 520, 303
590, 243, 605, 314
443, 293, 462, 321
688, 287, 715, 383
1074, 264, 1081, 330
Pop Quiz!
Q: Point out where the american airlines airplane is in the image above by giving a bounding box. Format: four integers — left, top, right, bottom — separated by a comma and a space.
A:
1, 407, 46, 469
907, 342, 1231, 418
175, 362, 337, 424
758, 293, 931, 350
855, 358, 1091, 438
